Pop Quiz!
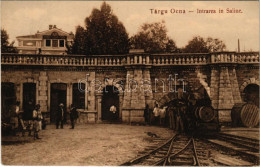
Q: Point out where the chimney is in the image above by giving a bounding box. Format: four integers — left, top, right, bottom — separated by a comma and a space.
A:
238, 39, 240, 53
49, 25, 53, 30
53, 25, 57, 28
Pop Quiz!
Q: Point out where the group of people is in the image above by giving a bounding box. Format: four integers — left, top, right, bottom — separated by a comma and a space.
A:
10, 101, 44, 139
56, 103, 78, 129
10, 101, 79, 139
144, 101, 192, 133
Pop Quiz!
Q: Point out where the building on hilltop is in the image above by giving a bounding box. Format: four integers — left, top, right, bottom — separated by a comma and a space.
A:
16, 25, 74, 55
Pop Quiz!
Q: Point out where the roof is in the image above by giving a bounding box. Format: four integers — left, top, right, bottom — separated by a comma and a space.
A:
16, 27, 74, 39
16, 35, 37, 38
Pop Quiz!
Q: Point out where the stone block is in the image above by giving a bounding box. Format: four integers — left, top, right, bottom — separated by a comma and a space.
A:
218, 110, 232, 123
39, 90, 47, 96
122, 116, 129, 122
40, 81, 47, 86
41, 106, 47, 112
40, 72, 47, 76
39, 86, 47, 91
39, 76, 48, 81
130, 116, 144, 123
38, 96, 47, 101
130, 110, 144, 117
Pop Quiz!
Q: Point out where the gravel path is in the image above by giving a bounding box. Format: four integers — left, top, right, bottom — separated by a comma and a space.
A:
2, 124, 172, 165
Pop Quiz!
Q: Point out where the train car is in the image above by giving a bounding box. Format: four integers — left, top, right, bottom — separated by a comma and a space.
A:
193, 105, 220, 132
166, 97, 220, 134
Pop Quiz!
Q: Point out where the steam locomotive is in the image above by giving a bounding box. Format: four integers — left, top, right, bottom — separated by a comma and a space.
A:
165, 96, 220, 133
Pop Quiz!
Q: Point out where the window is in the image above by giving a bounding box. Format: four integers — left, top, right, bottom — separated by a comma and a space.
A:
52, 40, 58, 47
73, 83, 85, 109
46, 40, 51, 47
59, 40, 65, 47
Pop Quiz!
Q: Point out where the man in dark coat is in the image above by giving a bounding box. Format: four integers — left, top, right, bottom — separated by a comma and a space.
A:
144, 104, 150, 124
56, 103, 64, 129
69, 104, 78, 129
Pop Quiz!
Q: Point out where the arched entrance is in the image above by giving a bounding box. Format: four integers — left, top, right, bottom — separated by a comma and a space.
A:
243, 84, 259, 107
50, 83, 67, 122
101, 86, 119, 121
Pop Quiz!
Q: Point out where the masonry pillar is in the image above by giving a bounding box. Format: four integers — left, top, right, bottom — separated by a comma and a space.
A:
143, 67, 154, 109
96, 93, 102, 123
119, 93, 124, 121
210, 66, 219, 109
217, 66, 235, 122
38, 71, 49, 122
229, 66, 242, 104
88, 72, 96, 111
122, 66, 146, 123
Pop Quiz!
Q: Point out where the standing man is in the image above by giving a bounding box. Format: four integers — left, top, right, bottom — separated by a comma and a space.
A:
110, 105, 117, 121
153, 104, 160, 126
168, 106, 175, 130
144, 104, 149, 125
69, 104, 78, 129
32, 104, 42, 140
56, 103, 64, 129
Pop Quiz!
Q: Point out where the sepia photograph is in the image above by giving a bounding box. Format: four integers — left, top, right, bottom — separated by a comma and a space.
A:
1, 1, 259, 166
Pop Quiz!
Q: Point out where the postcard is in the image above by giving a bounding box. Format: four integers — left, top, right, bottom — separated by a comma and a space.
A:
1, 1, 259, 166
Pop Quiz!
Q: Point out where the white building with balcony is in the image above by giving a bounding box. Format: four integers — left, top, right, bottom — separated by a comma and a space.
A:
16, 25, 74, 55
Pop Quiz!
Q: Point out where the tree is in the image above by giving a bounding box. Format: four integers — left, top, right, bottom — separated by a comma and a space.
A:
130, 21, 178, 53
206, 37, 226, 52
183, 36, 208, 53
183, 36, 226, 53
72, 2, 129, 55
1, 29, 17, 53
71, 26, 86, 54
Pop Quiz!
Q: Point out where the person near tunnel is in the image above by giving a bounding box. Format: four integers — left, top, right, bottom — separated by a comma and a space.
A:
69, 104, 78, 129
56, 103, 65, 129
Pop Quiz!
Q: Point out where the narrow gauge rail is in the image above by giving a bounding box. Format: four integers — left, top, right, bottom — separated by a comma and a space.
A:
202, 132, 260, 164
120, 133, 200, 166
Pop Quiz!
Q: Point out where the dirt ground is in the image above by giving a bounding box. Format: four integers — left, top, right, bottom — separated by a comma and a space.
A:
1, 124, 172, 165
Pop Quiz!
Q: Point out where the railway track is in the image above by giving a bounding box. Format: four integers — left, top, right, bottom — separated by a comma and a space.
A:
202, 132, 260, 164
120, 133, 200, 166
121, 131, 259, 166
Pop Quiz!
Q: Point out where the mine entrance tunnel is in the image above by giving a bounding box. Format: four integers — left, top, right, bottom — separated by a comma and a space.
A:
101, 86, 119, 121
50, 83, 67, 123
243, 84, 259, 107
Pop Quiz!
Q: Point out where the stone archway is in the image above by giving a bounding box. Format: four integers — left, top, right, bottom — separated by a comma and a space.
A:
96, 78, 124, 122
240, 78, 260, 91
101, 86, 120, 121
155, 83, 211, 107
243, 84, 259, 106
240, 78, 260, 106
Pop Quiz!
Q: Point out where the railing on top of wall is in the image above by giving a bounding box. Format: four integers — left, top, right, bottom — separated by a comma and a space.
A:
1, 52, 259, 66
210, 52, 259, 64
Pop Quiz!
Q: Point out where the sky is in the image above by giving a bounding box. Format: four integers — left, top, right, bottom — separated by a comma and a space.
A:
1, 1, 259, 51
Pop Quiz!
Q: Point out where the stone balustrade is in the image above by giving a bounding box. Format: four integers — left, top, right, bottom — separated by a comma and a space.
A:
211, 52, 259, 64
1, 52, 259, 66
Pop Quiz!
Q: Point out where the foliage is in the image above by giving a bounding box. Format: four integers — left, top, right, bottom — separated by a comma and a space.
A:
1, 29, 17, 53
130, 21, 178, 53
71, 26, 86, 54
72, 2, 129, 55
206, 37, 226, 52
183, 36, 226, 53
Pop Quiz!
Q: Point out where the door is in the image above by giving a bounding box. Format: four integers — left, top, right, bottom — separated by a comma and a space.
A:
50, 83, 67, 123
23, 83, 36, 120
101, 86, 119, 121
